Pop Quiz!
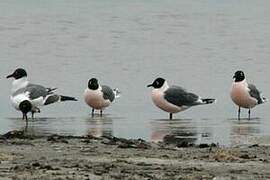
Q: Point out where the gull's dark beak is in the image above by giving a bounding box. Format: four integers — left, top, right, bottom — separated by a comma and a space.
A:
147, 84, 153, 87
6, 73, 14, 79
233, 75, 236, 79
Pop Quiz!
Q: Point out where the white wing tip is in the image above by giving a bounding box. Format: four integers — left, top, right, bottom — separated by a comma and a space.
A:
201, 98, 216, 104
113, 88, 121, 98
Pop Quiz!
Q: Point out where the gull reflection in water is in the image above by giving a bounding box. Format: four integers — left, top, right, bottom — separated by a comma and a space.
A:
8, 117, 58, 136
86, 115, 113, 138
8, 116, 94, 137
230, 118, 261, 145
150, 119, 198, 145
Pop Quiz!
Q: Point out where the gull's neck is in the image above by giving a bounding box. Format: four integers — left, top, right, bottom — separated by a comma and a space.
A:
232, 79, 248, 90
160, 81, 169, 92
234, 78, 247, 84
11, 77, 29, 93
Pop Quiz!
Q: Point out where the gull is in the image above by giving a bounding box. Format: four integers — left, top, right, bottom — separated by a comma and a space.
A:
230, 70, 267, 120
7, 68, 77, 121
83, 78, 120, 116
147, 77, 216, 119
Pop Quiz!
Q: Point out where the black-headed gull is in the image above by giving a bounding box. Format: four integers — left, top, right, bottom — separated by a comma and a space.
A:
7, 68, 77, 121
147, 77, 216, 119
83, 78, 120, 116
230, 70, 267, 120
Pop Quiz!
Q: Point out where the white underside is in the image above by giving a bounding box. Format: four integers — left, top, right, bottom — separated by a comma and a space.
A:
10, 78, 47, 112
83, 87, 111, 110
11, 93, 44, 112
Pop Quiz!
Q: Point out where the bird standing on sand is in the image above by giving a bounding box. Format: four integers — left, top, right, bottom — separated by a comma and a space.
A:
230, 70, 267, 120
6, 68, 77, 122
147, 78, 216, 119
83, 78, 120, 116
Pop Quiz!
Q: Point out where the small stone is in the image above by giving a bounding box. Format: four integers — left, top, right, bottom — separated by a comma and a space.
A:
198, 144, 210, 148
32, 162, 41, 167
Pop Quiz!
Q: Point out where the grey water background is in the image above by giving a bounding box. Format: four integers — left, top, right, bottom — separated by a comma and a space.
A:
1, 0, 270, 146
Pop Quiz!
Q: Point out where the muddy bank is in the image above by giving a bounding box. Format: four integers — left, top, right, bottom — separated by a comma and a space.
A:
0, 131, 270, 180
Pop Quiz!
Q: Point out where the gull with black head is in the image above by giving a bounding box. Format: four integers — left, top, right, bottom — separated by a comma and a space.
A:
83, 78, 120, 116
6, 68, 78, 121
230, 70, 267, 120
147, 78, 216, 119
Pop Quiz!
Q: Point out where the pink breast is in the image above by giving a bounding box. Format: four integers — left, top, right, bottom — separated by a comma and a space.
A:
84, 90, 110, 109
151, 90, 184, 113
230, 85, 257, 108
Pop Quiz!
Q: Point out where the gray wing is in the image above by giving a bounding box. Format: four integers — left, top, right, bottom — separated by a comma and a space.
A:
248, 84, 263, 104
26, 84, 50, 100
164, 86, 200, 107
102, 85, 115, 102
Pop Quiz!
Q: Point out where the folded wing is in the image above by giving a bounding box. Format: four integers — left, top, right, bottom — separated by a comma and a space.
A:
164, 86, 200, 107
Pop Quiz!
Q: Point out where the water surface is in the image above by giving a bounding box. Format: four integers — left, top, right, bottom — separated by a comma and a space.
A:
1, 0, 270, 146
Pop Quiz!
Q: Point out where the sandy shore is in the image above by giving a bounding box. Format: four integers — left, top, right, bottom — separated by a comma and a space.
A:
0, 131, 270, 180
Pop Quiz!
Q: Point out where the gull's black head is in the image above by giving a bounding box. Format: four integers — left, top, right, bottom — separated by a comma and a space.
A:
233, 70, 245, 82
19, 100, 32, 115
147, 77, 166, 89
6, 68, 27, 79
88, 78, 99, 90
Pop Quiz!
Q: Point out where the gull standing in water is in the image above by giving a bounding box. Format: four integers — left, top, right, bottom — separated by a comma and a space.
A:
83, 78, 120, 116
147, 77, 216, 119
7, 68, 77, 122
230, 70, 267, 120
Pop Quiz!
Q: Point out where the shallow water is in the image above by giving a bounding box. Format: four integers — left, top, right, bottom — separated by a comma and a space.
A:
1, 0, 270, 146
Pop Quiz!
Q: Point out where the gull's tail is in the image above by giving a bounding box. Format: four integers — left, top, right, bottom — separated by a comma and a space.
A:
257, 91, 267, 104
261, 96, 267, 104
44, 94, 77, 105
201, 98, 216, 104
60, 95, 77, 102
113, 88, 121, 99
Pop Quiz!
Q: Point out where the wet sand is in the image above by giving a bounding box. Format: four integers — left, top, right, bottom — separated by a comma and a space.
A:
0, 131, 270, 180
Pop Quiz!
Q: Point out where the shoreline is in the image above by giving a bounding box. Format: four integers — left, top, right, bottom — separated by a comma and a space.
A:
0, 130, 270, 179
